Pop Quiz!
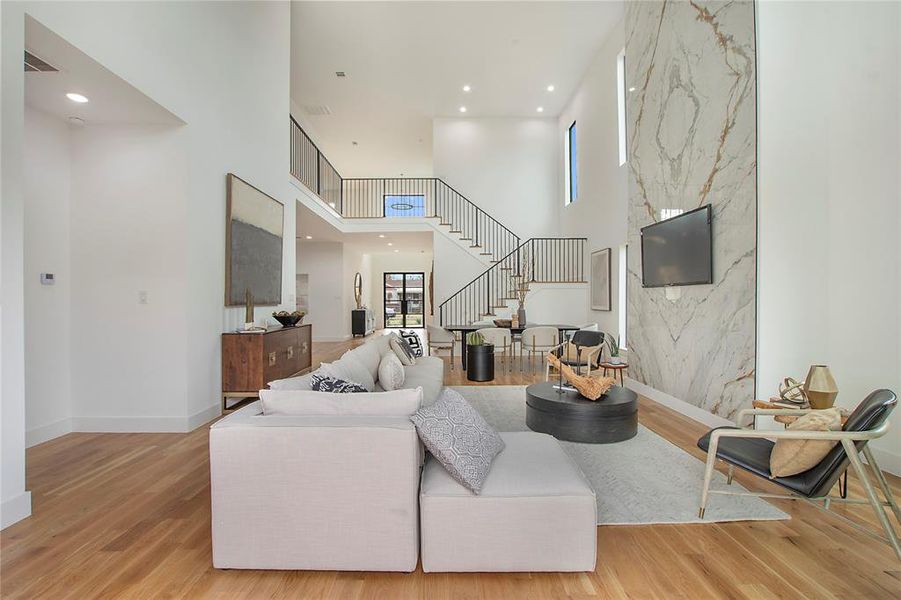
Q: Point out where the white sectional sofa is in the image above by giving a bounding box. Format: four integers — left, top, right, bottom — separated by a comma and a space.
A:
210, 332, 442, 571
210, 331, 597, 573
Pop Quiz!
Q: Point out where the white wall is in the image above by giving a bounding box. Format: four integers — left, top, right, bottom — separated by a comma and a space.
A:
433, 118, 560, 239
556, 21, 627, 337
23, 107, 72, 446
296, 241, 345, 342
757, 0, 901, 471
68, 123, 189, 428
431, 232, 488, 313
2, 1, 293, 527
2, 0, 33, 527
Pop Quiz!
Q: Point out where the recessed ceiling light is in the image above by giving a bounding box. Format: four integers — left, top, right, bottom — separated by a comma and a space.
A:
394, 249, 399, 253
352, 141, 358, 146
305, 235, 312, 240
68, 116, 85, 127
536, 106, 544, 113
462, 85, 471, 92
459, 106, 467, 113
328, 202, 336, 208
378, 234, 385, 238
546, 85, 555, 92
66, 92, 89, 103
387, 242, 394, 246
628, 86, 636, 92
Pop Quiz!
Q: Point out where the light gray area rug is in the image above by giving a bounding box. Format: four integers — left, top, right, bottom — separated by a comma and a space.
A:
451, 386, 789, 525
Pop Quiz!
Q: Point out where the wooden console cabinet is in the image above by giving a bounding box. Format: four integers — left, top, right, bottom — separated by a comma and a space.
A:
221, 324, 312, 410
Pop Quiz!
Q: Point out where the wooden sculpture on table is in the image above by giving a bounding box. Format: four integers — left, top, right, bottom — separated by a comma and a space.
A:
546, 353, 615, 400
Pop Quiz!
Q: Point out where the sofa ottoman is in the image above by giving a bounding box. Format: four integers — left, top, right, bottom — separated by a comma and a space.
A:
419, 431, 597, 572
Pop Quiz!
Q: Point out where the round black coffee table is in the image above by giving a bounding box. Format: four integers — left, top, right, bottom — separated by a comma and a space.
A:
526, 381, 638, 444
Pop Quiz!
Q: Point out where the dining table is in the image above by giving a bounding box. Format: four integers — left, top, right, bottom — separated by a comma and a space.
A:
441, 323, 580, 371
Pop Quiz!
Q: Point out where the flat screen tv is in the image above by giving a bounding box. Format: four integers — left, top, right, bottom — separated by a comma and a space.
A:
640, 205, 713, 287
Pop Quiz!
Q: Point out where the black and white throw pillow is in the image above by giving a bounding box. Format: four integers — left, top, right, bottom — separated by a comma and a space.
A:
310, 374, 367, 393
400, 331, 423, 357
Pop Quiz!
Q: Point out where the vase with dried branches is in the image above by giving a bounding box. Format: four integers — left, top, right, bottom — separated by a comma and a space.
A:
510, 246, 533, 326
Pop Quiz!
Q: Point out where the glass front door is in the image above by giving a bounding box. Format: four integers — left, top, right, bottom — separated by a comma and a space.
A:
384, 272, 425, 328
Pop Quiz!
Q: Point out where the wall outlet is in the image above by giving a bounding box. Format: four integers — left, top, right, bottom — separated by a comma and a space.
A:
40, 273, 55, 286
138, 290, 149, 304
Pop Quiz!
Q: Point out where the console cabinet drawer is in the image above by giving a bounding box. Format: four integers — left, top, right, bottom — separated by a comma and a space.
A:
222, 325, 312, 397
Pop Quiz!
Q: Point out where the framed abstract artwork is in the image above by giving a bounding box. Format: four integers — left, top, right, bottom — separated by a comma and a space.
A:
590, 248, 612, 311
225, 173, 284, 306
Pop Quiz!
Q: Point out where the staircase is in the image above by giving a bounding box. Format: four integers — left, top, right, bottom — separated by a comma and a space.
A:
291, 117, 588, 326
438, 237, 587, 326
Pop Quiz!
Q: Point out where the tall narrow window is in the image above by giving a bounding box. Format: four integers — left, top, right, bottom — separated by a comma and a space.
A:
564, 121, 577, 205
617, 49, 627, 166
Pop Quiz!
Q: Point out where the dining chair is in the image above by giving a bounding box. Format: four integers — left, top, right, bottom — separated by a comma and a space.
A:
545, 329, 605, 379
477, 327, 513, 374
520, 326, 558, 374
426, 324, 456, 371
697, 389, 900, 561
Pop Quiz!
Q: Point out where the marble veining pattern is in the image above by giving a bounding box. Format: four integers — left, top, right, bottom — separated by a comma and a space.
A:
626, 0, 757, 420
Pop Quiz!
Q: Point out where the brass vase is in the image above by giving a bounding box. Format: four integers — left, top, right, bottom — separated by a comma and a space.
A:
803, 365, 838, 409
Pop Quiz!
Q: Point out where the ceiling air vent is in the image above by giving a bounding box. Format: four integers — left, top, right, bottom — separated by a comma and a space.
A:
303, 105, 332, 116
24, 50, 58, 72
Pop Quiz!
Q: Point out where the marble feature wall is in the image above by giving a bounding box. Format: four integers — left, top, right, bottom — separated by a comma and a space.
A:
625, 0, 757, 420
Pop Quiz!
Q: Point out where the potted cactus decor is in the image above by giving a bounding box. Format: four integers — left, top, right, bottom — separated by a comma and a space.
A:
466, 331, 495, 382
606, 333, 625, 365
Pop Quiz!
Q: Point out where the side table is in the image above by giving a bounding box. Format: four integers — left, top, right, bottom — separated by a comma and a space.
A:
599, 362, 628, 386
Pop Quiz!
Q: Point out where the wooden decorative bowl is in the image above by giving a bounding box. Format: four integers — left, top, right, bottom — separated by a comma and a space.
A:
493, 319, 512, 328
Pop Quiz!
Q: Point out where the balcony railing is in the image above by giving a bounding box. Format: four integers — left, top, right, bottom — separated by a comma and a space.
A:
290, 117, 519, 262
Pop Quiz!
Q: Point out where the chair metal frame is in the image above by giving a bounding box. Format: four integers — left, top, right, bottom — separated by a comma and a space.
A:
544, 339, 603, 380
425, 325, 455, 371
699, 407, 900, 560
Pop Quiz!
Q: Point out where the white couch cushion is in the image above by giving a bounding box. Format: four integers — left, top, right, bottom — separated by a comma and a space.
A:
420, 431, 596, 572
268, 371, 315, 391
402, 356, 444, 405
321, 351, 375, 391
259, 387, 422, 417
378, 353, 405, 391
351, 341, 383, 382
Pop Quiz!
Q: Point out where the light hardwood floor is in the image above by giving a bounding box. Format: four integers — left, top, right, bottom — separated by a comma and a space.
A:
2, 333, 900, 599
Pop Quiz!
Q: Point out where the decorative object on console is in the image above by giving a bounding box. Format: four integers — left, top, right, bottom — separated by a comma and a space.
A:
410, 388, 506, 494
272, 310, 305, 327
778, 376, 809, 405
353, 272, 363, 309
546, 354, 615, 400
590, 248, 612, 311
466, 331, 495, 382
310, 374, 367, 394
803, 365, 838, 409
399, 330, 423, 357
378, 352, 405, 391
226, 173, 283, 306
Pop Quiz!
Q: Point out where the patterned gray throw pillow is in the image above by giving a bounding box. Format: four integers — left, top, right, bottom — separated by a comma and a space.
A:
410, 389, 505, 493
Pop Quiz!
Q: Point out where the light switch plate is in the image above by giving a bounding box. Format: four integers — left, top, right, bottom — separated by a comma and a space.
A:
40, 273, 55, 285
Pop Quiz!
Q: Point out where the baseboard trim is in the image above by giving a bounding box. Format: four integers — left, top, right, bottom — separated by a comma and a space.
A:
1, 491, 32, 529
187, 403, 221, 430
26, 418, 73, 448
71, 415, 191, 433
869, 447, 901, 477
625, 377, 733, 429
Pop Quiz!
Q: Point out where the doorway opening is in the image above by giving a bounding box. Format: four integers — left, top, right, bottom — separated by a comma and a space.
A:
383, 272, 424, 328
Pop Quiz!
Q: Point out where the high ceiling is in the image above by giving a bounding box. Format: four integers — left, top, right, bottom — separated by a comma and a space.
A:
290, 1, 622, 178
24, 16, 181, 126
